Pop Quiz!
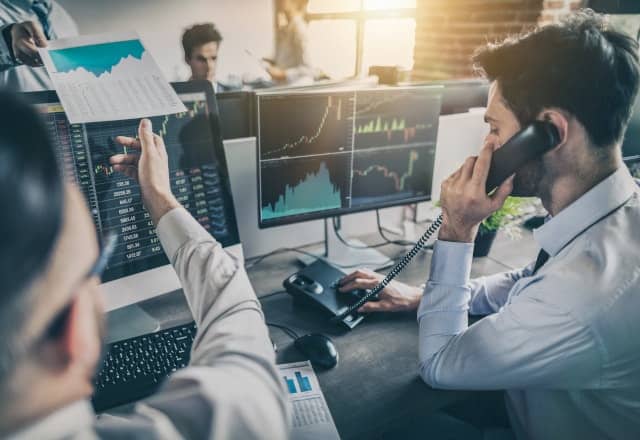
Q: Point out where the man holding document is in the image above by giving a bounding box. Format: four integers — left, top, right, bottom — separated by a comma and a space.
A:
0, 0, 78, 91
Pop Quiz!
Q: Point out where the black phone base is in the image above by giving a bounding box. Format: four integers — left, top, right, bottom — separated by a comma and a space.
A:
297, 218, 394, 271
283, 258, 366, 329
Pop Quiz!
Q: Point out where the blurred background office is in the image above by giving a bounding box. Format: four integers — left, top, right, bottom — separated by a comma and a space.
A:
51, 0, 638, 84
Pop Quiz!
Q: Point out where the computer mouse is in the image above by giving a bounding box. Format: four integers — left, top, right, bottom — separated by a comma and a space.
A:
294, 333, 338, 369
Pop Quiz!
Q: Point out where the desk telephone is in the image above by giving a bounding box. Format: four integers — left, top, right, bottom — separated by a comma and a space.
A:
285, 121, 560, 326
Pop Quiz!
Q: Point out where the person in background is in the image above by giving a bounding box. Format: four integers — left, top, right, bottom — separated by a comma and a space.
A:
182, 22, 233, 93
0, 92, 289, 439
265, 0, 315, 85
0, 0, 78, 91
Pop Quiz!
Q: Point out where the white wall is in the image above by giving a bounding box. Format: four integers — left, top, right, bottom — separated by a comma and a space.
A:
58, 0, 274, 82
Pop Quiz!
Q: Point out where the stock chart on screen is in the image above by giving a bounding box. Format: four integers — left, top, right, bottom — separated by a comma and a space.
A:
257, 87, 442, 227
36, 90, 237, 281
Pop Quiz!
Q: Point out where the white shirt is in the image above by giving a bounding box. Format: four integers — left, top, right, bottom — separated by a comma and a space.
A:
274, 14, 315, 84
418, 167, 640, 440
9, 208, 290, 439
0, 0, 78, 91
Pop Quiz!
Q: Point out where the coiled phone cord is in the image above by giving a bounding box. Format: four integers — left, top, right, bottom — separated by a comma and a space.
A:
334, 213, 444, 321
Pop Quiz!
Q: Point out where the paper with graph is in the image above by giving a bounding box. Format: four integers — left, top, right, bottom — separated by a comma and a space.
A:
279, 361, 340, 440
40, 32, 186, 123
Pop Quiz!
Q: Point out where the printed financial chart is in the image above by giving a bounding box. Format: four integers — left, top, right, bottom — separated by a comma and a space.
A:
38, 92, 234, 282
258, 88, 441, 225
41, 33, 185, 123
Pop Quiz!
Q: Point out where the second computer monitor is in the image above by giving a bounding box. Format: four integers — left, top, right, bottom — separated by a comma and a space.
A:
256, 86, 442, 228
25, 81, 241, 310
217, 91, 254, 140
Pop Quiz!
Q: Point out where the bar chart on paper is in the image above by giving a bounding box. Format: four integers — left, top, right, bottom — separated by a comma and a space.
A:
278, 362, 340, 439
40, 32, 186, 124
283, 371, 314, 394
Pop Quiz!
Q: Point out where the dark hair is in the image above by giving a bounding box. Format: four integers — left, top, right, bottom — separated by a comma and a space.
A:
182, 23, 223, 59
0, 91, 63, 378
473, 10, 640, 148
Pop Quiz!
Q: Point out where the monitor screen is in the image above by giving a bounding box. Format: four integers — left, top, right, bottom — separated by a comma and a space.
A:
25, 81, 239, 283
257, 86, 442, 228
217, 91, 254, 140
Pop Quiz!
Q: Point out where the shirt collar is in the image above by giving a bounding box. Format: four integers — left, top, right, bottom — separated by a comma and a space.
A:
9, 400, 94, 440
533, 167, 639, 256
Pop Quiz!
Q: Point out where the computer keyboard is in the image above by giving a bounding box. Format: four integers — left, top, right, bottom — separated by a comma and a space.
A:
92, 321, 197, 412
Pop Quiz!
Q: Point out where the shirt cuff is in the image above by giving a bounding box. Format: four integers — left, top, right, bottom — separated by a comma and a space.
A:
0, 24, 17, 66
156, 207, 216, 262
429, 240, 474, 285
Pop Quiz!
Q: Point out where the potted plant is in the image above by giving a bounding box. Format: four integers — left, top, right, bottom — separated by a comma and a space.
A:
473, 197, 529, 257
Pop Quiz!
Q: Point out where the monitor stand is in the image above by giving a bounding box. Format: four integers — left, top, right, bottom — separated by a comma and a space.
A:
298, 218, 394, 271
105, 305, 161, 344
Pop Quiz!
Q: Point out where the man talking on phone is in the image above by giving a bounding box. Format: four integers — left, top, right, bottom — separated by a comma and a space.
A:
340, 10, 640, 439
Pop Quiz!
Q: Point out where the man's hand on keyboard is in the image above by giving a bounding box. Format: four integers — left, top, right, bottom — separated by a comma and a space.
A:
111, 119, 180, 224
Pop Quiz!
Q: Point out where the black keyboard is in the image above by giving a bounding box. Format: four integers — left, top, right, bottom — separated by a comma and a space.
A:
92, 322, 197, 412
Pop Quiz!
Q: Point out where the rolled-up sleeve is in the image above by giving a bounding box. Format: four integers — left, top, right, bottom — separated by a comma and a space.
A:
0, 24, 17, 72
130, 208, 290, 439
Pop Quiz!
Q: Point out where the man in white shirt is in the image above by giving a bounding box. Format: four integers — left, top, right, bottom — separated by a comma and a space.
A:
182, 23, 233, 93
0, 92, 289, 438
0, 0, 78, 91
340, 11, 640, 440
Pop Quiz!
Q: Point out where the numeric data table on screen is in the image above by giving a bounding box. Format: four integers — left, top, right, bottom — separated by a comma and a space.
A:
38, 93, 235, 282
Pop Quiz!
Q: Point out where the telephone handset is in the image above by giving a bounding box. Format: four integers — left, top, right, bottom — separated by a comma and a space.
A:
334, 121, 560, 321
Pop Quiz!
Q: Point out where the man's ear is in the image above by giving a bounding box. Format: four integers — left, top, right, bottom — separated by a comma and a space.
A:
539, 109, 569, 150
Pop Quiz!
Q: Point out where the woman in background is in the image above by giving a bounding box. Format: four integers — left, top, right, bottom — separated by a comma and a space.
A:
264, 0, 316, 85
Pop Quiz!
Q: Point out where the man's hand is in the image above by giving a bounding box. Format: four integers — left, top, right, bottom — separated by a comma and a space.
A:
338, 269, 422, 313
266, 65, 287, 82
110, 119, 180, 225
9, 21, 47, 66
439, 142, 514, 242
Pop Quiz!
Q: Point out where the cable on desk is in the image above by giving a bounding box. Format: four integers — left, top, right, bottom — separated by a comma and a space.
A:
266, 322, 299, 340
375, 210, 417, 247
245, 246, 389, 270
331, 217, 389, 249
259, 290, 289, 300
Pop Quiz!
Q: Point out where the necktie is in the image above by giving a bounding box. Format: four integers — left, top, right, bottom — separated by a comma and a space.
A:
31, 0, 54, 40
532, 249, 550, 275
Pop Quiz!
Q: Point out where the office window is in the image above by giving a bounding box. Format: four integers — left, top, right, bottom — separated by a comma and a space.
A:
364, 0, 416, 10
361, 18, 415, 74
308, 0, 360, 14
299, 0, 417, 78
308, 20, 357, 79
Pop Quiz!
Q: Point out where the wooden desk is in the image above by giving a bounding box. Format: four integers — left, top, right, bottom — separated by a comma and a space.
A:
125, 227, 538, 439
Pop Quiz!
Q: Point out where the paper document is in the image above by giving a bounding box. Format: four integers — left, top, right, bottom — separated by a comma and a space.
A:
39, 32, 186, 124
279, 361, 340, 440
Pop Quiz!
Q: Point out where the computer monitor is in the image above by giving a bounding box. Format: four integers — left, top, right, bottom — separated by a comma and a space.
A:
256, 86, 442, 229
24, 81, 241, 312
439, 80, 489, 115
216, 91, 254, 140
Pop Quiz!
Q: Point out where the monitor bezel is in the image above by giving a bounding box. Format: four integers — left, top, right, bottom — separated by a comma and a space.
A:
255, 85, 443, 229
22, 80, 242, 310
216, 90, 256, 140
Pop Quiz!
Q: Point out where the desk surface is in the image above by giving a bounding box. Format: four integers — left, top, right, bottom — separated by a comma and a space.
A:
121, 226, 539, 439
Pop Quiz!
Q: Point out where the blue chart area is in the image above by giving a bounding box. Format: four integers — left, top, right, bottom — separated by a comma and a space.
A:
49, 39, 145, 77
283, 371, 313, 394
260, 155, 350, 221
